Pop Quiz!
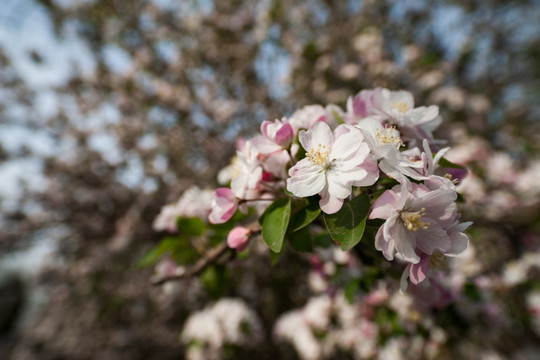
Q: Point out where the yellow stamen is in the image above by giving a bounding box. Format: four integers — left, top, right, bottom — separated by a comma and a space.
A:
444, 173, 459, 184
391, 101, 411, 113
375, 125, 402, 147
306, 143, 331, 170
401, 207, 430, 231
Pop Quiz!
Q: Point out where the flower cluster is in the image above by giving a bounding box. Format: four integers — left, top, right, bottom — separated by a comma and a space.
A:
201, 88, 470, 291
154, 87, 472, 293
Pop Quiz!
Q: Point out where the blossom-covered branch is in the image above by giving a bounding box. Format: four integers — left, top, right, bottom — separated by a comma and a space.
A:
150, 87, 472, 294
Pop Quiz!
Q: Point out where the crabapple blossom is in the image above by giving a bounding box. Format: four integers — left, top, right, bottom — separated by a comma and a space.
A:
288, 105, 327, 133
154, 88, 474, 344
251, 117, 294, 154
208, 188, 238, 224
344, 88, 380, 124
261, 149, 291, 180
286, 122, 378, 214
372, 88, 442, 146
226, 140, 263, 200
355, 117, 426, 182
369, 178, 467, 264
153, 186, 213, 232
417, 139, 468, 187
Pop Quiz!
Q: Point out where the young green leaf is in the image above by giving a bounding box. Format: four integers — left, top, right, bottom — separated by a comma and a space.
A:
323, 193, 370, 251
201, 264, 226, 299
176, 217, 206, 236
438, 156, 465, 169
288, 226, 312, 252
288, 200, 321, 232
261, 197, 292, 253
136, 236, 197, 268
270, 247, 284, 265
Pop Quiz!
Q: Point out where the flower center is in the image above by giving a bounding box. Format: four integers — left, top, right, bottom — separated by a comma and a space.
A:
375, 125, 402, 147
401, 207, 430, 231
306, 144, 331, 170
391, 101, 411, 113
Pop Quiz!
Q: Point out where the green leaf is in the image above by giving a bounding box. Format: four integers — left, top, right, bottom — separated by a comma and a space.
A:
262, 198, 292, 253
323, 193, 370, 251
438, 156, 465, 169
288, 226, 312, 252
344, 280, 359, 304
137, 247, 163, 268
331, 107, 345, 125
313, 231, 333, 248
288, 200, 321, 232
136, 236, 197, 268
201, 264, 226, 299
176, 217, 206, 236
270, 247, 283, 265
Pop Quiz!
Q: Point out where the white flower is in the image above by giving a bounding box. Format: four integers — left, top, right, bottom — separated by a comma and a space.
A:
181, 298, 263, 350
288, 104, 328, 133
303, 295, 332, 330
224, 141, 263, 199
373, 88, 442, 147
369, 178, 466, 264
356, 117, 426, 182
274, 310, 321, 360
286, 122, 378, 214
153, 186, 213, 231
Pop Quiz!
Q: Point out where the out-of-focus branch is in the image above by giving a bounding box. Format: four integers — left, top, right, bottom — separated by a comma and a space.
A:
151, 241, 230, 286
151, 227, 262, 286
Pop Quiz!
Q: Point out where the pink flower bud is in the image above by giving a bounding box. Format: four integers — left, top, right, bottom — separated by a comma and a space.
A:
208, 188, 237, 224
261, 118, 294, 148
227, 226, 251, 251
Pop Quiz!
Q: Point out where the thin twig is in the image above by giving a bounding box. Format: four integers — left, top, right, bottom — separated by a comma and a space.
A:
151, 242, 229, 286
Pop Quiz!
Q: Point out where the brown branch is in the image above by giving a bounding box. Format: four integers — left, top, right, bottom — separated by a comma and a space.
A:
151, 241, 230, 286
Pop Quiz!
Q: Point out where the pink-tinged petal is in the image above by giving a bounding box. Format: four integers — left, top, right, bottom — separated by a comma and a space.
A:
446, 230, 469, 256
263, 150, 290, 179
414, 189, 457, 227
400, 264, 411, 294
319, 188, 344, 214
396, 180, 411, 209
286, 159, 326, 197
301, 121, 333, 151
414, 220, 451, 255
352, 157, 379, 187
227, 226, 251, 251
450, 221, 473, 233
274, 123, 294, 147
353, 94, 368, 117
260, 120, 273, 138
247, 166, 263, 189
333, 123, 351, 138
378, 159, 406, 183
326, 172, 353, 199
382, 212, 398, 241
331, 126, 365, 161
392, 221, 420, 263
410, 253, 430, 285
386, 89, 414, 109
375, 225, 395, 261
370, 189, 399, 220
414, 105, 439, 126
209, 188, 237, 224
251, 135, 282, 154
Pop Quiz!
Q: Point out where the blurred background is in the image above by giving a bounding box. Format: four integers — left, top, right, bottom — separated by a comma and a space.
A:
0, 0, 539, 359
